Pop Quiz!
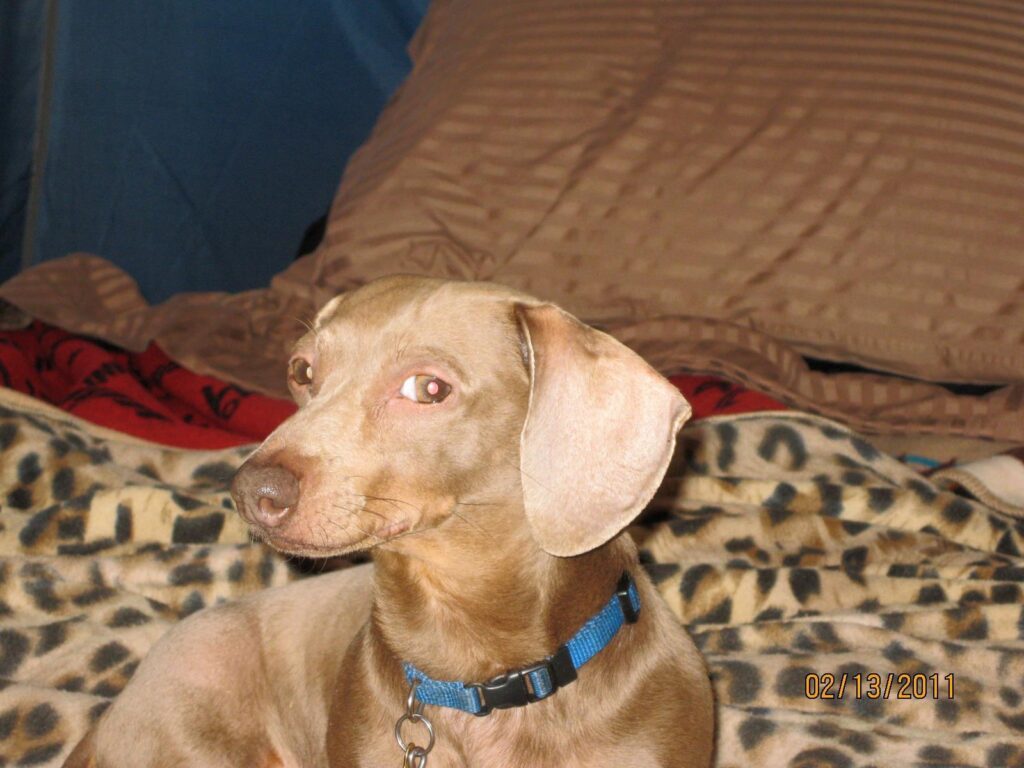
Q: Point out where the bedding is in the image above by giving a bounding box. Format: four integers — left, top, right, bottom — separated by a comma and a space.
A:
4, 387, 1022, 767
308, 0, 1024, 387
933, 448, 1024, 521
0, 320, 295, 448
4, 253, 1022, 442
0, 2, 1019, 765
4, 0, 1023, 440
0, 320, 785, 449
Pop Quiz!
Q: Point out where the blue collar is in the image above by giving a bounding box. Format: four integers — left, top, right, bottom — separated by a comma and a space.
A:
402, 571, 641, 717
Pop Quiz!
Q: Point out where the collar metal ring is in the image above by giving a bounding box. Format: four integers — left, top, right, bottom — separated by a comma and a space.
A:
395, 712, 436, 754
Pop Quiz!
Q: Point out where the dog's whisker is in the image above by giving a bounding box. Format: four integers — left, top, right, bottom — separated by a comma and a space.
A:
360, 494, 423, 514
290, 314, 320, 340
329, 496, 390, 522
492, 457, 557, 496
332, 500, 389, 523
335, 491, 497, 542
327, 515, 385, 547
377, 526, 430, 553
448, 508, 495, 541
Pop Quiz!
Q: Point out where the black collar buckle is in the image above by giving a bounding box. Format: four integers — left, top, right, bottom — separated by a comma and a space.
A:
616, 571, 641, 624
466, 644, 578, 716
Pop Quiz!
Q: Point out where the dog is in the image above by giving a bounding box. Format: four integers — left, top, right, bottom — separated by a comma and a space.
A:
63, 275, 714, 767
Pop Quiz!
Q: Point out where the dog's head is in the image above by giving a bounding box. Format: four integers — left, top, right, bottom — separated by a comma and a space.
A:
231, 275, 690, 558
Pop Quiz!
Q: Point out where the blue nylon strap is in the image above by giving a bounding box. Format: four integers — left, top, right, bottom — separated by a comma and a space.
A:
403, 662, 484, 713
566, 577, 640, 669
403, 573, 641, 715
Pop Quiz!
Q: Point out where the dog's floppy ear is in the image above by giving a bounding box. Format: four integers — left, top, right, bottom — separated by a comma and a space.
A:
514, 303, 691, 557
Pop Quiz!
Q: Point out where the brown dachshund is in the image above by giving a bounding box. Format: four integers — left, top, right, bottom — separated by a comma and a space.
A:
63, 276, 714, 767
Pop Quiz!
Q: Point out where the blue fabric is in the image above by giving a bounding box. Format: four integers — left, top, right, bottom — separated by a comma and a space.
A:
6, 0, 428, 302
527, 665, 554, 699
0, 2, 48, 283
404, 575, 641, 715
404, 663, 485, 714
566, 576, 640, 670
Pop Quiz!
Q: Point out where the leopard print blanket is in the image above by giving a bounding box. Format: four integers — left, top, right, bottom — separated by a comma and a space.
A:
1, 388, 1022, 767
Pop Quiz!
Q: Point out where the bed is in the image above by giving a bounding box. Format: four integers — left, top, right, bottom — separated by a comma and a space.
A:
1, 1, 1023, 765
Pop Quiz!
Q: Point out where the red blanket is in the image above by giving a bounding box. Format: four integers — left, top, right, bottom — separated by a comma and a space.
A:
670, 374, 786, 421
0, 321, 785, 449
0, 322, 295, 448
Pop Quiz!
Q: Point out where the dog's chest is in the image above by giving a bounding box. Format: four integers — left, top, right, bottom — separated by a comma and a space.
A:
453, 738, 661, 768
359, 740, 660, 768
359, 715, 662, 768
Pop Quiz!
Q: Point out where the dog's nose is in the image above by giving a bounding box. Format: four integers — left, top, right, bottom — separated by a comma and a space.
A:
231, 462, 300, 528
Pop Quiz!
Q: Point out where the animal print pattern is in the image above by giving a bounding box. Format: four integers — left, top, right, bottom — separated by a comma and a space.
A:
0, 389, 1021, 766
0, 392, 297, 766
635, 415, 1024, 767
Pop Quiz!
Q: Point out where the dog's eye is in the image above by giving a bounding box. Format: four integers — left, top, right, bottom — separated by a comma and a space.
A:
289, 358, 313, 387
399, 375, 451, 404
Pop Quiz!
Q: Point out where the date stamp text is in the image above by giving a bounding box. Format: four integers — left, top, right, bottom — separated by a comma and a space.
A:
804, 672, 954, 700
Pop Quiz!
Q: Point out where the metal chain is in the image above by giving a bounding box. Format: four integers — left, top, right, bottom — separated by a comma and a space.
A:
395, 679, 435, 767
403, 745, 429, 767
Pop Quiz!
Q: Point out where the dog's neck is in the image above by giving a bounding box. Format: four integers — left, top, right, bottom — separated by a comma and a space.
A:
369, 503, 636, 685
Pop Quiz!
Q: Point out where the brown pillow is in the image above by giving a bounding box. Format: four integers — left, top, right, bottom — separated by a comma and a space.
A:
303, 0, 1024, 385
3, 0, 1022, 441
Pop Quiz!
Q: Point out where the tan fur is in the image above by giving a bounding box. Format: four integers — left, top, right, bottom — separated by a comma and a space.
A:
64, 276, 714, 768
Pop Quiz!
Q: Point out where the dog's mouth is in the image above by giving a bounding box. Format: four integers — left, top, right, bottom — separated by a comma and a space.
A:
248, 517, 413, 558
374, 520, 411, 539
